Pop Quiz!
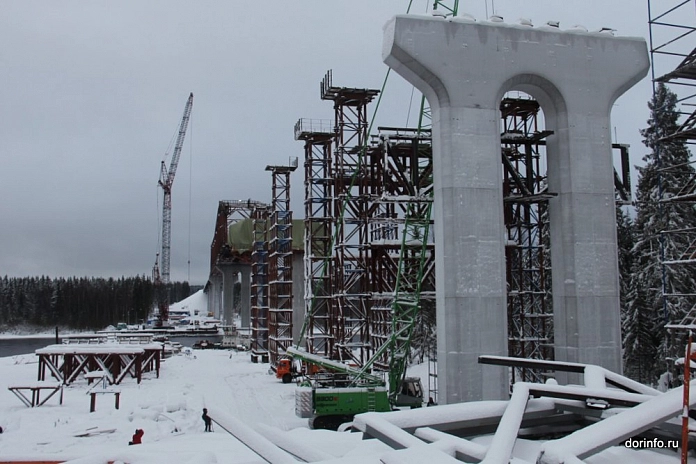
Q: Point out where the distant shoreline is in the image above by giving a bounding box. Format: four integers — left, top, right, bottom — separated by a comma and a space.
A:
0, 333, 59, 340
0, 330, 87, 340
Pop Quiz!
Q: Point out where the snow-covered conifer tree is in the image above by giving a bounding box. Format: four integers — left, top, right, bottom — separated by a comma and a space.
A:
627, 83, 696, 382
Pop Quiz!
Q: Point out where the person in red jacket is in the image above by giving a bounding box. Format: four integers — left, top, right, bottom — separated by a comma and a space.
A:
129, 428, 144, 445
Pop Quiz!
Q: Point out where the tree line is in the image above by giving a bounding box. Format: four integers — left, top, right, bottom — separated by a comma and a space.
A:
621, 83, 696, 386
0, 275, 192, 330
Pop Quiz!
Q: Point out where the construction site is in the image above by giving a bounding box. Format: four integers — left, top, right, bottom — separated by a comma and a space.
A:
11, 1, 696, 463
190, 1, 696, 462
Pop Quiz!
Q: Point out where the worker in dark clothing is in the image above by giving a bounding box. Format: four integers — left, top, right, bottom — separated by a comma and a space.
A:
202, 408, 212, 432
129, 428, 144, 445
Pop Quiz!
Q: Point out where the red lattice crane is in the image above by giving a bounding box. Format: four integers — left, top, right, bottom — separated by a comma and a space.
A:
153, 93, 194, 327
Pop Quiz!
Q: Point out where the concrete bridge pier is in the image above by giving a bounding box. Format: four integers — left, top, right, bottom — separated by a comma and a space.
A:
206, 271, 223, 321
382, 14, 649, 402
218, 264, 252, 327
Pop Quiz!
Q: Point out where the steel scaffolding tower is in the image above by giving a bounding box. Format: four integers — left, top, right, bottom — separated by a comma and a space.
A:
499, 96, 633, 383
295, 119, 335, 357
648, 1, 696, 356
500, 97, 555, 384
250, 204, 270, 363
368, 127, 435, 374
266, 163, 298, 365
321, 70, 379, 365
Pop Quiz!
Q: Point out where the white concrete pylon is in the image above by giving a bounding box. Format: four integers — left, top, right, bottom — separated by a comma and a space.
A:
382, 14, 649, 403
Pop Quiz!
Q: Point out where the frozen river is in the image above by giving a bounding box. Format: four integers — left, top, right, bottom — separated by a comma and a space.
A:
0, 336, 57, 357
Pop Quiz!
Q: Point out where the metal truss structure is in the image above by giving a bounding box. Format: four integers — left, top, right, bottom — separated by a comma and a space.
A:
296, 73, 437, 374
321, 70, 379, 366
647, 0, 696, 331
266, 163, 298, 364
499, 97, 633, 383
250, 204, 270, 362
295, 119, 335, 358
368, 127, 435, 378
500, 97, 555, 384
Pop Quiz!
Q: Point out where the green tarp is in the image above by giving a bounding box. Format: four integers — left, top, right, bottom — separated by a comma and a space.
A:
228, 218, 305, 252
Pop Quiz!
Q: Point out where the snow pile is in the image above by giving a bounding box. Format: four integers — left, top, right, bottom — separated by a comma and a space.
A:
169, 290, 208, 316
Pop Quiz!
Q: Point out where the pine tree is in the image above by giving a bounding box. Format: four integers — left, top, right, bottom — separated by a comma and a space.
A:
617, 205, 634, 319
627, 83, 696, 382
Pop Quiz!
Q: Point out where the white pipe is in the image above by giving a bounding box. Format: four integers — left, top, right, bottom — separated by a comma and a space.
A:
480, 383, 530, 464
539, 381, 696, 463
416, 427, 532, 464
208, 411, 299, 464
355, 413, 424, 449
582, 366, 606, 390
257, 423, 334, 462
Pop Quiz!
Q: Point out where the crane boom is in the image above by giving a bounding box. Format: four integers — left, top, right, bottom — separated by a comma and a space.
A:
158, 92, 193, 285
154, 92, 193, 326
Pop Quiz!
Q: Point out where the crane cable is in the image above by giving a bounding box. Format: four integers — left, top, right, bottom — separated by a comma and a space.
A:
187, 114, 193, 283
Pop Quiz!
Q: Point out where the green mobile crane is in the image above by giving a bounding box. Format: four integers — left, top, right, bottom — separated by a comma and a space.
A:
288, 346, 424, 430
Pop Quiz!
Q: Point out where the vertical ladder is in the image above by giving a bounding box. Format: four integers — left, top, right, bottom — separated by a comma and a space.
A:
367, 387, 376, 412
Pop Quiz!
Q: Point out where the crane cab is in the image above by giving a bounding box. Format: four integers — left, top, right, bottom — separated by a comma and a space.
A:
274, 357, 321, 383
394, 376, 424, 408
275, 358, 296, 384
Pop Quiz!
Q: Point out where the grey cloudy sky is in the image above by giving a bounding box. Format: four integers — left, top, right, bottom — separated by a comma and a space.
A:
0, 1, 670, 285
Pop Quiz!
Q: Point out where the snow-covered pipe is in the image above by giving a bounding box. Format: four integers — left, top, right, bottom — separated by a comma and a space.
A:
480, 383, 530, 464
353, 413, 424, 450
538, 380, 696, 463
349, 414, 469, 464
582, 365, 606, 390
525, 382, 653, 406
603, 369, 660, 396
257, 423, 334, 462
415, 427, 486, 461
208, 411, 298, 464
378, 446, 461, 464
416, 426, 538, 464
479, 355, 660, 396
353, 398, 556, 433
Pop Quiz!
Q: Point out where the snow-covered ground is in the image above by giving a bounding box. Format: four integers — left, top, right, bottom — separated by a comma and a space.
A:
0, 349, 390, 463
0, 347, 690, 463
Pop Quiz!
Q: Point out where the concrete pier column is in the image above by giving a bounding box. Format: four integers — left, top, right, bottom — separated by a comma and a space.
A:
221, 266, 238, 326
207, 271, 223, 321
240, 267, 251, 329
383, 15, 648, 402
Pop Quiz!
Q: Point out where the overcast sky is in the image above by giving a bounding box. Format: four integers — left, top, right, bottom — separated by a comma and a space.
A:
0, 1, 683, 285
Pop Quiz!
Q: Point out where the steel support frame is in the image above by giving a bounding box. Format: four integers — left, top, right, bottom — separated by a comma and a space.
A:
368, 128, 435, 373
321, 70, 379, 366
296, 122, 335, 357
648, 0, 696, 333
501, 97, 554, 384
250, 205, 270, 361
266, 165, 297, 364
